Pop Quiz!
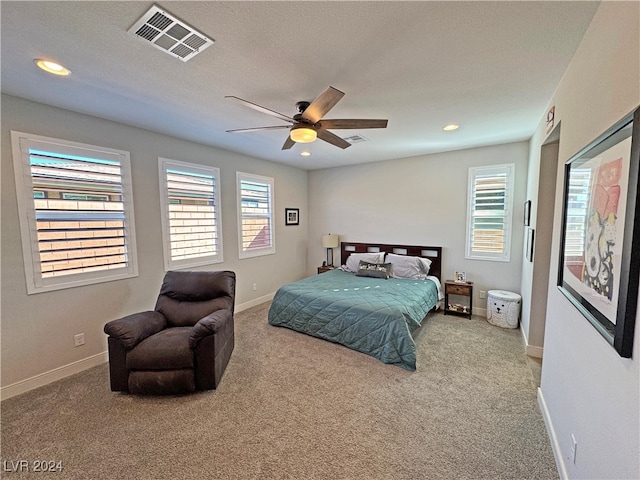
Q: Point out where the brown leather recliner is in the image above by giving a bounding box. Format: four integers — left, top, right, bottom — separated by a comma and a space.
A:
104, 270, 235, 395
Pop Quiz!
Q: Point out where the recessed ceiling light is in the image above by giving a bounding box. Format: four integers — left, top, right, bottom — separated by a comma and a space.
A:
300, 151, 312, 157
443, 124, 459, 131
34, 59, 71, 76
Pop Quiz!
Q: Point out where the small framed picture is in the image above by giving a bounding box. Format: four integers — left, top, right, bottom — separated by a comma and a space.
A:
454, 271, 467, 283
524, 200, 531, 226
285, 208, 299, 226
526, 228, 535, 262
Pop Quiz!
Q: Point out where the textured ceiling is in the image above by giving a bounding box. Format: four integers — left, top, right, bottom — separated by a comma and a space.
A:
1, 1, 600, 170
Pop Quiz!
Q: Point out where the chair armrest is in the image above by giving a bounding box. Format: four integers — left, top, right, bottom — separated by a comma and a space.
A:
104, 311, 167, 349
189, 309, 232, 349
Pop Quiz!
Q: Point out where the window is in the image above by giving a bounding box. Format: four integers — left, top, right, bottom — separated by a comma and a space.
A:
237, 172, 274, 259
465, 164, 515, 262
159, 158, 223, 269
564, 167, 592, 257
10, 131, 138, 294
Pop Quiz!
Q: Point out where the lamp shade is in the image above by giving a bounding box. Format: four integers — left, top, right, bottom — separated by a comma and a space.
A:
290, 125, 317, 143
322, 234, 340, 248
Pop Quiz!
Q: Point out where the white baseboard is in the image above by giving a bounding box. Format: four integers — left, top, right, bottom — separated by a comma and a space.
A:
520, 325, 544, 358
526, 345, 544, 358
472, 307, 487, 317
1, 351, 108, 401
236, 292, 274, 312
521, 323, 529, 345
538, 387, 568, 480
2, 293, 276, 401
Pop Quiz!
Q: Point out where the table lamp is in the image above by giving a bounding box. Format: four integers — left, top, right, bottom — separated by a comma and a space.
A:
321, 234, 340, 267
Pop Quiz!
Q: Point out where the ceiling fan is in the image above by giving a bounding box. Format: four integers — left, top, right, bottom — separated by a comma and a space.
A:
225, 86, 388, 150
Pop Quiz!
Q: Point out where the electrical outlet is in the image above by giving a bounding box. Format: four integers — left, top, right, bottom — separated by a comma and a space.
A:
570, 434, 577, 464
479, 290, 486, 299
252, 283, 257, 291
74, 333, 85, 347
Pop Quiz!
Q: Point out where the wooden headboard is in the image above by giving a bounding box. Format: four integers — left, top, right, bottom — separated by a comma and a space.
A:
340, 242, 442, 281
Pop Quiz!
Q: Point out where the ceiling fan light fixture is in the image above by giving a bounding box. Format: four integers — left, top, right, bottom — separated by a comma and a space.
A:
290, 125, 317, 143
225, 86, 387, 150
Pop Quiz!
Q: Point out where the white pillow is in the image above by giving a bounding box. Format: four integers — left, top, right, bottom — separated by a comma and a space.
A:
343, 252, 385, 273
386, 253, 432, 279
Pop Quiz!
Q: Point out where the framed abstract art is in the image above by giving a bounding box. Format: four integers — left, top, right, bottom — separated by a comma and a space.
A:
558, 106, 640, 358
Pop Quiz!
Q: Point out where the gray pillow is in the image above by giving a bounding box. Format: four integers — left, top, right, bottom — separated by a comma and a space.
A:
356, 260, 393, 279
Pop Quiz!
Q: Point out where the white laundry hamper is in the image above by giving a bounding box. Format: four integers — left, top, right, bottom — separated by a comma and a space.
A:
487, 290, 521, 329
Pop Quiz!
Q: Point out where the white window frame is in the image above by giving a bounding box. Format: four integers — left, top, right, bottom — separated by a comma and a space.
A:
465, 163, 515, 262
158, 158, 223, 270
236, 172, 275, 259
10, 131, 138, 294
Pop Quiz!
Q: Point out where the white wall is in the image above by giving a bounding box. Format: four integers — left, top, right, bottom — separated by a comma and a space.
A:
1, 95, 308, 397
534, 2, 640, 479
308, 141, 529, 314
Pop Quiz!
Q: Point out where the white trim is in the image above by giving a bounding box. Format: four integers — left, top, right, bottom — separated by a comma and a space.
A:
520, 325, 544, 358
472, 306, 488, 318
158, 157, 223, 271
236, 292, 275, 313
538, 387, 569, 480
0, 351, 108, 401
10, 131, 138, 294
526, 345, 544, 358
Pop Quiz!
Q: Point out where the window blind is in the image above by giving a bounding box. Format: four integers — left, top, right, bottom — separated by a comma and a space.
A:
237, 173, 274, 258
466, 164, 514, 261
29, 150, 128, 278
564, 168, 592, 257
162, 163, 221, 265
471, 172, 507, 254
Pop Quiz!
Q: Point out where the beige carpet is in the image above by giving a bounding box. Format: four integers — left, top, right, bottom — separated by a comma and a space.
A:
1, 303, 558, 479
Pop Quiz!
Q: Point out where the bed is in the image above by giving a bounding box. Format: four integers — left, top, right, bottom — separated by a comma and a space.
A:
268, 242, 443, 370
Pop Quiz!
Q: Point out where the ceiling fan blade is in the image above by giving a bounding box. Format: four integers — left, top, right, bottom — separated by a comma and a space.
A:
301, 86, 345, 124
317, 129, 351, 149
226, 125, 291, 133
318, 119, 388, 129
281, 136, 296, 150
225, 96, 294, 123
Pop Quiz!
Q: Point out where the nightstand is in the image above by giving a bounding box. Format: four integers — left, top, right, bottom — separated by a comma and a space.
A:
444, 280, 473, 319
317, 266, 335, 274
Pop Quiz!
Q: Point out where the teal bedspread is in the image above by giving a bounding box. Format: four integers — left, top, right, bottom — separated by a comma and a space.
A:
268, 269, 439, 370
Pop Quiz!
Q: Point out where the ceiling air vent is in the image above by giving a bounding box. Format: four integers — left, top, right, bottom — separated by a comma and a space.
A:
128, 5, 214, 62
342, 134, 369, 144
